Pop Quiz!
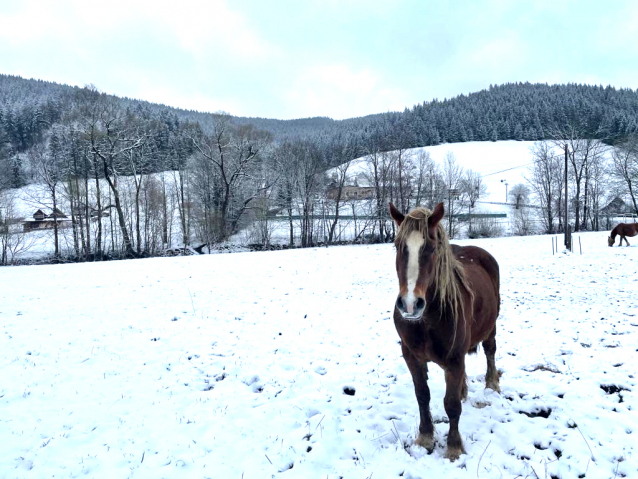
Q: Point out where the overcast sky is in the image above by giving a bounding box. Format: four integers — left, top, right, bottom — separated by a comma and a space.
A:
1, 0, 637, 120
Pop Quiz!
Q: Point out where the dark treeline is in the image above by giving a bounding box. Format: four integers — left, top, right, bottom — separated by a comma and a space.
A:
3, 75, 638, 169
1, 74, 638, 263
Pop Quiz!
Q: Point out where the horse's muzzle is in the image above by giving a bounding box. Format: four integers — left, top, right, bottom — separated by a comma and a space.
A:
396, 295, 426, 320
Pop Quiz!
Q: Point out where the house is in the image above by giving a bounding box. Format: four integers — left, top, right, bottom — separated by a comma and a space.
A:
326, 174, 376, 201
326, 185, 375, 201
23, 208, 72, 232
600, 197, 630, 216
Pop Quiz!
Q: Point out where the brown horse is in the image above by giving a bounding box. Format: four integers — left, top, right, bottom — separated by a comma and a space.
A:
608, 222, 638, 247
389, 202, 501, 461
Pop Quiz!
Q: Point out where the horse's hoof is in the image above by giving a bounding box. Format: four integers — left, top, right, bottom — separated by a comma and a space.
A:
415, 433, 434, 452
445, 445, 465, 461
486, 381, 501, 394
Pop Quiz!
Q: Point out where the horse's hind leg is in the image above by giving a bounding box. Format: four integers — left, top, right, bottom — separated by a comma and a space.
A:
402, 344, 434, 451
483, 327, 500, 393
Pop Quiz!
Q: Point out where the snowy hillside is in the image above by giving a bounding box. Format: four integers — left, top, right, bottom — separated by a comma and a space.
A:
349, 141, 535, 201
1, 231, 636, 478
343, 140, 579, 213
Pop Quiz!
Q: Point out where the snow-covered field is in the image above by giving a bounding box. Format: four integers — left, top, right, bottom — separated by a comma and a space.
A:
1, 231, 637, 478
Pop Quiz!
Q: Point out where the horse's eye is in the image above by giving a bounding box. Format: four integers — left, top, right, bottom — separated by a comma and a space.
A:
422, 244, 435, 255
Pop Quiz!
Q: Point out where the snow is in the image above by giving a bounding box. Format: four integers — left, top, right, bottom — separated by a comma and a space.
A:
3, 140, 621, 258
344, 140, 541, 204
1, 215, 637, 478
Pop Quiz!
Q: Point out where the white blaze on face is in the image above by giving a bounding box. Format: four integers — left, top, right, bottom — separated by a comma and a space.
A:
404, 230, 424, 314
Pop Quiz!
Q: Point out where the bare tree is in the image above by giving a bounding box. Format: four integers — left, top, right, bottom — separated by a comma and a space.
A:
189, 114, 272, 246
364, 149, 394, 242
326, 140, 356, 244
168, 128, 193, 248
412, 150, 444, 209
611, 135, 638, 215
389, 148, 415, 212
92, 112, 145, 256
0, 190, 35, 264
272, 141, 299, 247
121, 120, 152, 255
528, 141, 563, 234
294, 140, 324, 247
586, 153, 610, 231
441, 151, 464, 238
28, 136, 64, 257
74, 86, 109, 258
76, 90, 145, 257
511, 206, 535, 236
508, 183, 530, 210
580, 141, 608, 230
551, 122, 608, 231
460, 169, 486, 234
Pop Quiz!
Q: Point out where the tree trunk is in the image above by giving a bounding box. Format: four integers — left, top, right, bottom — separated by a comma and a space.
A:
50, 187, 59, 258
103, 167, 134, 256
68, 177, 79, 257
84, 160, 91, 259
135, 176, 142, 254
94, 168, 103, 257
161, 176, 168, 246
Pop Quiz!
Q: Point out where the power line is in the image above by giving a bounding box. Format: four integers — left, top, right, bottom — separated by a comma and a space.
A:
480, 162, 534, 178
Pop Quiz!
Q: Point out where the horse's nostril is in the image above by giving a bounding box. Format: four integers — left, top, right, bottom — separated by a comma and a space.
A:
415, 298, 426, 311
396, 296, 405, 311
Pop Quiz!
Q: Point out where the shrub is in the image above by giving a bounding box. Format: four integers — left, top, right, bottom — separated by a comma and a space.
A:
467, 217, 504, 238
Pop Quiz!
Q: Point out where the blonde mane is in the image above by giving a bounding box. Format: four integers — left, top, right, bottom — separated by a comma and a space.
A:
395, 207, 474, 340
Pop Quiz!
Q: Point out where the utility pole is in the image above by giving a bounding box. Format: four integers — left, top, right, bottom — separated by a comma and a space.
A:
500, 179, 509, 203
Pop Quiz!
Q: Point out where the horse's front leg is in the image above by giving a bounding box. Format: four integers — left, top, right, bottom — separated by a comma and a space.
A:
443, 360, 466, 461
401, 344, 434, 451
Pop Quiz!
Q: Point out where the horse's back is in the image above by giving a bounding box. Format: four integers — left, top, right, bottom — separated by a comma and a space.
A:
452, 244, 499, 290
452, 244, 500, 322
618, 223, 638, 237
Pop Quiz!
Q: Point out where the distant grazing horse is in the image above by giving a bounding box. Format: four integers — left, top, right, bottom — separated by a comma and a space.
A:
608, 222, 638, 247
389, 202, 501, 461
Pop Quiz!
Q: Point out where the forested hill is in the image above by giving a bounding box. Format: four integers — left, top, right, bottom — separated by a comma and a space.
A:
0, 73, 359, 148
405, 83, 638, 145
1, 73, 638, 165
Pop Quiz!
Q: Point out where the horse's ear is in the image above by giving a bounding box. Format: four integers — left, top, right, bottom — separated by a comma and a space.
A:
428, 202, 445, 229
389, 202, 404, 226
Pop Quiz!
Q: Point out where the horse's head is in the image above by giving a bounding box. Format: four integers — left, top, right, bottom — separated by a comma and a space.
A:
389, 202, 445, 321
608, 235, 615, 247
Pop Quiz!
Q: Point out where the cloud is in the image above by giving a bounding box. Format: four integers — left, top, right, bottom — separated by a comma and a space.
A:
0, 0, 277, 61
286, 64, 407, 119
141, 0, 278, 61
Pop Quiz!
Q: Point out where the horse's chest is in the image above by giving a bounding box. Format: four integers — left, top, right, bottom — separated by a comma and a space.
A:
397, 324, 449, 365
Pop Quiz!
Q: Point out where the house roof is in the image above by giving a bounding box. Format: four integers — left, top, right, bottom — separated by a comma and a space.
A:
600, 197, 628, 213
